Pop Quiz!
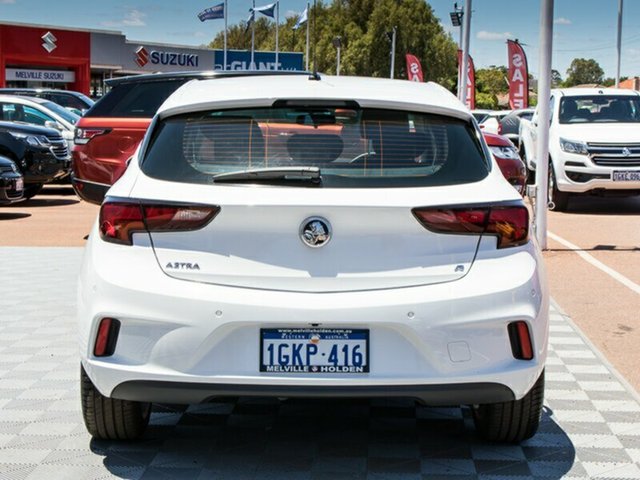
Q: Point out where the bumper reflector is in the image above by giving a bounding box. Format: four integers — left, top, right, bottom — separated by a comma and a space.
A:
94, 318, 121, 357
508, 321, 533, 360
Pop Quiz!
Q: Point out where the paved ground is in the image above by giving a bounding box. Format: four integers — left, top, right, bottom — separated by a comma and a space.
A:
1, 247, 639, 480
544, 195, 640, 392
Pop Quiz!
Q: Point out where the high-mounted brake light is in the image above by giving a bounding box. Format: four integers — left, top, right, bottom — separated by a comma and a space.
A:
99, 201, 220, 245
74, 127, 111, 145
412, 205, 529, 249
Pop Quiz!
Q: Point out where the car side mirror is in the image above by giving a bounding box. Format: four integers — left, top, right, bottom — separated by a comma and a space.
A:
45, 120, 62, 131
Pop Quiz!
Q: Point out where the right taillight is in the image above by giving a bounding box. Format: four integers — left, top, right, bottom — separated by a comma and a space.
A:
74, 127, 111, 145
99, 201, 220, 245
412, 205, 529, 249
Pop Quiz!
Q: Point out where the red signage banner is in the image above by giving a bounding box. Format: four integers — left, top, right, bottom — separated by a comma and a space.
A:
457, 50, 476, 109
507, 40, 529, 109
405, 53, 423, 82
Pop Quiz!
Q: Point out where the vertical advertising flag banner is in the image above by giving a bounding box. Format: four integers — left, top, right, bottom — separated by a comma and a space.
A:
457, 50, 476, 109
405, 54, 424, 82
507, 40, 529, 109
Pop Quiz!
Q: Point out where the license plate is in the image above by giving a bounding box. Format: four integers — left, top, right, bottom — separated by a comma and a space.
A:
260, 328, 369, 373
612, 170, 640, 181
14, 178, 23, 191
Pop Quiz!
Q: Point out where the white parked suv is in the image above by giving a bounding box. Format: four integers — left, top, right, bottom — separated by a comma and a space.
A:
78, 74, 549, 442
520, 88, 640, 210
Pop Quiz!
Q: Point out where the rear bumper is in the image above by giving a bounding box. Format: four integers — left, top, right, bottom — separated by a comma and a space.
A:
71, 176, 109, 205
111, 380, 514, 405
79, 226, 549, 406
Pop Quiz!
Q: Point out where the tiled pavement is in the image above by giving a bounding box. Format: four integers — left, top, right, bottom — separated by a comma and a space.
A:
1, 247, 639, 480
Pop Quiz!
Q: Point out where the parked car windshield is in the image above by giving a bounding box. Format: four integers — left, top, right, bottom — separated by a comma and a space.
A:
559, 95, 640, 124
141, 106, 490, 188
41, 101, 80, 125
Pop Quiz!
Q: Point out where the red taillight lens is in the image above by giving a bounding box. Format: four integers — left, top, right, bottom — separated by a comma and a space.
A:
412, 205, 529, 249
74, 127, 111, 145
94, 318, 121, 357
413, 208, 488, 234
99, 202, 145, 245
99, 202, 220, 245
508, 321, 534, 360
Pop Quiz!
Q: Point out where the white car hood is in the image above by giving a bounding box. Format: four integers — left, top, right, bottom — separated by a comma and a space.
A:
556, 123, 640, 143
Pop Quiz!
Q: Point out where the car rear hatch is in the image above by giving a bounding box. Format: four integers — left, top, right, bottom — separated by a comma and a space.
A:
122, 102, 523, 293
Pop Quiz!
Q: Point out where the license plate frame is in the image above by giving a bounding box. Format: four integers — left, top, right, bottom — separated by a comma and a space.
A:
260, 328, 370, 374
612, 170, 640, 182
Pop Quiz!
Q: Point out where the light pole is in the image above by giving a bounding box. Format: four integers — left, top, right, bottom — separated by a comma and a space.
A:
616, 0, 623, 88
459, 0, 472, 107
534, 0, 554, 250
389, 27, 397, 79
449, 3, 464, 100
333, 36, 342, 76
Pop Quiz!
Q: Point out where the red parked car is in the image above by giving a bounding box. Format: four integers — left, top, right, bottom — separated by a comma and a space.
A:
483, 132, 526, 195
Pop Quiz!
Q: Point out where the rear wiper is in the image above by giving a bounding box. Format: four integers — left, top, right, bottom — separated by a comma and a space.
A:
212, 166, 322, 184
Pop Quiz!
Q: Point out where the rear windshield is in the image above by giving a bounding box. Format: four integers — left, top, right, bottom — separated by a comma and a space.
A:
559, 95, 640, 124
141, 106, 490, 188
86, 80, 187, 118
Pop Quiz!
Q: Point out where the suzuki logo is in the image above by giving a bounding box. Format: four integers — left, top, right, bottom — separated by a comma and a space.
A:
622, 147, 631, 157
41, 31, 57, 53
135, 46, 149, 67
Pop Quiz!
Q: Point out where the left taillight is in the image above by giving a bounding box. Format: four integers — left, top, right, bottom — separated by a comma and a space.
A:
99, 201, 220, 245
412, 205, 529, 249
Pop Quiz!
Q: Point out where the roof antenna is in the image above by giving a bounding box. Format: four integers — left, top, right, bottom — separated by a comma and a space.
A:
309, 0, 320, 80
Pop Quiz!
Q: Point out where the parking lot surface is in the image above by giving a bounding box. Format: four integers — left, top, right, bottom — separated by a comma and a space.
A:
1, 247, 639, 480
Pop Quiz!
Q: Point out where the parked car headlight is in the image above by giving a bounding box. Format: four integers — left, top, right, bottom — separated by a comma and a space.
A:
489, 146, 520, 160
559, 138, 588, 155
8, 132, 51, 147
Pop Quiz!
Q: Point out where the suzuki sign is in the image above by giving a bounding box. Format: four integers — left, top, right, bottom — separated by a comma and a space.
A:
135, 46, 199, 68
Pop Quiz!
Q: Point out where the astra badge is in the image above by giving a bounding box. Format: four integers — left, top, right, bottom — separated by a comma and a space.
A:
165, 262, 200, 271
300, 217, 331, 248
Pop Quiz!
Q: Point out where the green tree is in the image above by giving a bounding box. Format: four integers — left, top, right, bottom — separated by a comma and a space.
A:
476, 66, 508, 96
475, 92, 498, 109
564, 58, 604, 87
208, 0, 457, 85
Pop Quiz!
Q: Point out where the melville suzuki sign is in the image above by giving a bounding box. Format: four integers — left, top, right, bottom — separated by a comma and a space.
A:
134, 46, 199, 68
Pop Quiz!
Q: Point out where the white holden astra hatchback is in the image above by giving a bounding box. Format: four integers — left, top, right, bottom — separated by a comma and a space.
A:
79, 74, 548, 443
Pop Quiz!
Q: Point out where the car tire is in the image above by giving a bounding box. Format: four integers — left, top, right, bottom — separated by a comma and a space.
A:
472, 369, 545, 443
23, 183, 43, 200
547, 164, 569, 211
80, 365, 151, 440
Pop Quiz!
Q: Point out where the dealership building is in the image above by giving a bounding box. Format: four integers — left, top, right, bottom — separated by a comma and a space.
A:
0, 22, 303, 97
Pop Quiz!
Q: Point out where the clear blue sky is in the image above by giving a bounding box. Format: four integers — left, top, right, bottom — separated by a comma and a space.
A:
1, 0, 638, 79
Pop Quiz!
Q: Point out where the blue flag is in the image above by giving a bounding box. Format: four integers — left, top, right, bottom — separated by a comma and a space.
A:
245, 10, 255, 33
293, 6, 307, 30
252, 2, 277, 19
198, 2, 224, 22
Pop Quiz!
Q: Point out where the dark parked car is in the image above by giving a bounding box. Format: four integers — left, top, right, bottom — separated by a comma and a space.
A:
72, 70, 310, 204
0, 121, 70, 199
499, 108, 535, 145
0, 155, 23, 204
0, 88, 94, 115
